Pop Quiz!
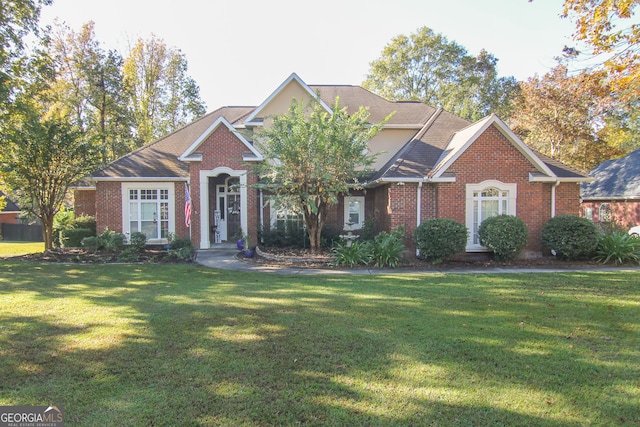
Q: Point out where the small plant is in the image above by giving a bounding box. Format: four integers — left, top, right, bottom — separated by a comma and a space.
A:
118, 247, 142, 262
595, 232, 640, 265
96, 228, 126, 253
129, 232, 147, 253
414, 219, 468, 263
332, 240, 372, 267
371, 227, 405, 268
478, 215, 528, 261
541, 215, 600, 260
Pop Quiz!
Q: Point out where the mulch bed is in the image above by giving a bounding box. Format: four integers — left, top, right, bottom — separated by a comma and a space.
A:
10, 248, 193, 264
243, 246, 610, 271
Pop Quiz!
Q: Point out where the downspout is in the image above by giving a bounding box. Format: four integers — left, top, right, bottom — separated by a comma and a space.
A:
259, 189, 264, 243
416, 181, 423, 257
551, 181, 560, 218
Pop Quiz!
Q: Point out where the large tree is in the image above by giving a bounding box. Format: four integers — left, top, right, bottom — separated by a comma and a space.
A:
2, 98, 102, 250
510, 65, 624, 171
48, 21, 134, 163
0, 0, 52, 114
562, 0, 639, 101
255, 97, 389, 252
363, 26, 519, 121
123, 35, 206, 144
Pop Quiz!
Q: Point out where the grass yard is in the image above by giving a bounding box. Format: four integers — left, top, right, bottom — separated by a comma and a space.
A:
0, 260, 638, 426
0, 241, 44, 257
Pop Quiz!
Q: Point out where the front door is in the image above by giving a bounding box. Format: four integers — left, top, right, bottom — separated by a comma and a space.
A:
215, 177, 241, 242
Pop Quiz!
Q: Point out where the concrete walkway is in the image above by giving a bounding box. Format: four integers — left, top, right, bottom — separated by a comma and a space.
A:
195, 248, 640, 275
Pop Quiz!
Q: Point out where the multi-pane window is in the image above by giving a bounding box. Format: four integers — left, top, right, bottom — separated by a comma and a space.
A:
128, 188, 169, 239
472, 188, 509, 245
466, 182, 516, 250
344, 196, 365, 230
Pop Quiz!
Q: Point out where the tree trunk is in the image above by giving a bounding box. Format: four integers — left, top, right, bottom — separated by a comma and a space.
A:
41, 214, 55, 251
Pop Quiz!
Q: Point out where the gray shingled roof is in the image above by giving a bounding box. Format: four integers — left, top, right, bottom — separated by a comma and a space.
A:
581, 148, 640, 199
91, 80, 588, 183
93, 107, 254, 179
0, 191, 20, 212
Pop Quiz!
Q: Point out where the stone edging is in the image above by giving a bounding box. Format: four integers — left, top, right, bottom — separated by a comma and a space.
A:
255, 246, 331, 264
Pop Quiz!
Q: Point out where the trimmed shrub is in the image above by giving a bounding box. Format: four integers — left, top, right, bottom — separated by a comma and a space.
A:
129, 232, 147, 252
81, 236, 99, 253
541, 214, 600, 260
414, 219, 468, 263
61, 228, 93, 247
74, 215, 97, 236
595, 232, 640, 265
478, 215, 528, 261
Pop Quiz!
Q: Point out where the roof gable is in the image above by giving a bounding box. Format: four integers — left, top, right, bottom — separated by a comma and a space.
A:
179, 117, 263, 162
430, 114, 555, 179
244, 73, 332, 126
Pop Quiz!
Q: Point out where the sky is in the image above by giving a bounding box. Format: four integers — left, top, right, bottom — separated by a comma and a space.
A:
40, 0, 577, 111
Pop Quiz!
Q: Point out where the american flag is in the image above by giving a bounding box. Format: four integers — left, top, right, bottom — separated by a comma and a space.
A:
185, 183, 192, 228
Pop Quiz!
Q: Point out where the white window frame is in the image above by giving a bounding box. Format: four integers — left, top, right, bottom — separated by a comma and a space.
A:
122, 182, 175, 244
344, 196, 365, 230
466, 181, 516, 252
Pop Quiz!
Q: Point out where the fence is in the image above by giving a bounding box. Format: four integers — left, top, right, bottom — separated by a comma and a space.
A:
1, 223, 43, 241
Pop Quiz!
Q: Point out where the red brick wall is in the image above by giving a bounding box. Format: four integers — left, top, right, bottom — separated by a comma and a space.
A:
0, 212, 19, 225
581, 200, 640, 229
95, 181, 122, 234
73, 189, 96, 217
188, 124, 260, 248
434, 124, 572, 253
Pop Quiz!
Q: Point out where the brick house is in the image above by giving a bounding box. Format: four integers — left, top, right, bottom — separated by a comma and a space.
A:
75, 73, 590, 257
0, 191, 20, 226
581, 148, 640, 230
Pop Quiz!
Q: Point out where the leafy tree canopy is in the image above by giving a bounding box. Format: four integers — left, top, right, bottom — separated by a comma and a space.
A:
254, 96, 390, 251
363, 26, 519, 121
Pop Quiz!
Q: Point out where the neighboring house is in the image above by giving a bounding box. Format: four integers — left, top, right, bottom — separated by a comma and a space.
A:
0, 191, 20, 226
75, 73, 590, 256
581, 147, 640, 229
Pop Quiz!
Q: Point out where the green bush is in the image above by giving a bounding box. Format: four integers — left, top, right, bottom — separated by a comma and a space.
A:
81, 236, 99, 252
61, 228, 93, 247
169, 236, 192, 250
414, 218, 468, 263
371, 227, 405, 268
478, 215, 528, 261
332, 240, 372, 267
541, 215, 600, 260
96, 229, 126, 253
129, 232, 147, 252
74, 215, 97, 236
595, 232, 640, 265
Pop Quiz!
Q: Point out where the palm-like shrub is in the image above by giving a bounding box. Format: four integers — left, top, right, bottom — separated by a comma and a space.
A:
414, 218, 468, 263
332, 240, 372, 267
371, 229, 405, 268
478, 215, 528, 261
595, 232, 640, 265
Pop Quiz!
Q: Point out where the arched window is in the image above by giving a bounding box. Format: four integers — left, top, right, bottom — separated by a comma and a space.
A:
466, 181, 517, 251
599, 203, 612, 223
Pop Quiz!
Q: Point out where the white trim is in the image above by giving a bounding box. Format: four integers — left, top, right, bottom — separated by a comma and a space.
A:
344, 196, 365, 230
465, 180, 517, 252
199, 167, 248, 249
121, 182, 175, 245
243, 73, 333, 125
94, 176, 189, 182
179, 117, 263, 161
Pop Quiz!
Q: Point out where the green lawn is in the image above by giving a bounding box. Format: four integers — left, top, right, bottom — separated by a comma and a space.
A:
0, 241, 44, 256
0, 260, 638, 426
